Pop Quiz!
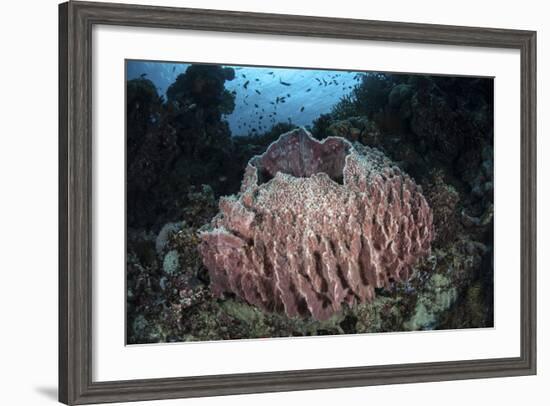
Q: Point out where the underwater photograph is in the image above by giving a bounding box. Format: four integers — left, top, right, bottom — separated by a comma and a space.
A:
126, 60, 494, 344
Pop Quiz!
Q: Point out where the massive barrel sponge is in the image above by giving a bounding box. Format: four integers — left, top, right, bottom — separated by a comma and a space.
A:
199, 128, 433, 320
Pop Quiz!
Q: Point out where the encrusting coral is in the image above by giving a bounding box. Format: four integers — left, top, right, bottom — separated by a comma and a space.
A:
199, 128, 434, 320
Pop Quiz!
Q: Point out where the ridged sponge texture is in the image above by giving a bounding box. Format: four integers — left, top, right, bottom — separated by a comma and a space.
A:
199, 128, 433, 320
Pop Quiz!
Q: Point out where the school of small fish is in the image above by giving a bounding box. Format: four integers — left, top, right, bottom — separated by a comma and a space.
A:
228, 67, 363, 135
128, 61, 364, 136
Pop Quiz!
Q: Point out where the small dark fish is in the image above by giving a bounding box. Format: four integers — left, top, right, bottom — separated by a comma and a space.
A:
259, 115, 263, 119
254, 104, 259, 108
279, 79, 291, 86
255, 78, 260, 82
270, 101, 275, 105
242, 74, 246, 78
315, 78, 321, 83
255, 89, 261, 95
287, 94, 291, 98
231, 90, 237, 95
334, 80, 339, 85
243, 80, 250, 89
140, 73, 147, 78
172, 66, 175, 72
300, 106, 305, 112
306, 88, 311, 92
268, 71, 274, 75
322, 78, 327, 86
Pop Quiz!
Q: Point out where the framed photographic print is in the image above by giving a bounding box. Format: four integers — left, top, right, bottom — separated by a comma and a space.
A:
59, 1, 536, 404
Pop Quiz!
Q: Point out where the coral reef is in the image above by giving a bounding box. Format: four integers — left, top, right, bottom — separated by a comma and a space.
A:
126, 65, 494, 343
423, 171, 462, 247
199, 128, 433, 320
127, 211, 490, 342
315, 116, 384, 148
127, 65, 238, 230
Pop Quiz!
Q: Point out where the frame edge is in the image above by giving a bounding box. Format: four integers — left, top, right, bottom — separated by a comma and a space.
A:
520, 29, 537, 377
59, 2, 70, 404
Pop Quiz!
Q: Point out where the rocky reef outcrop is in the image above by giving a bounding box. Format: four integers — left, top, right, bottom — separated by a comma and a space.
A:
126, 65, 238, 230
199, 128, 433, 320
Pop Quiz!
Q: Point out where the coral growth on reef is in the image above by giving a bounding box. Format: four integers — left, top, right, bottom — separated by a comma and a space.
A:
424, 171, 461, 247
126, 65, 238, 229
126, 64, 494, 343
199, 128, 433, 320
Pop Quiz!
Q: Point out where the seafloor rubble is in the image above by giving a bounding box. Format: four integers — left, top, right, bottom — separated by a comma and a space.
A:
126, 66, 494, 343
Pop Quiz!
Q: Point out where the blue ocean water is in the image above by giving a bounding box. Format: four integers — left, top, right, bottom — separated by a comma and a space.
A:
127, 60, 363, 136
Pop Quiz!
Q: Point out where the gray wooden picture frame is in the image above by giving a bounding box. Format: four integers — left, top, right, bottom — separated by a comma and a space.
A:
59, 1, 537, 404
